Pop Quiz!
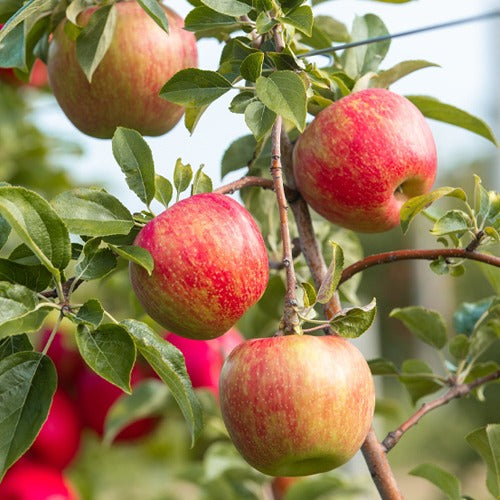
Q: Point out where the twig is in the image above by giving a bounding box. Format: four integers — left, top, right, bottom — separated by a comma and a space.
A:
40, 277, 84, 300
214, 175, 297, 200
382, 369, 500, 452
339, 248, 500, 286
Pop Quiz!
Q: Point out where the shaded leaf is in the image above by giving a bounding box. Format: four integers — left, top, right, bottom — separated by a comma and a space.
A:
448, 334, 470, 360
280, 5, 313, 36
185, 6, 239, 33
173, 159, 193, 201
191, 166, 213, 195
244, 101, 276, 141
431, 209, 472, 236
316, 241, 343, 304
199, 0, 252, 16
240, 52, 264, 82
74, 299, 104, 328
154, 175, 173, 209
453, 297, 494, 336
368, 358, 398, 376
300, 281, 317, 308
0, 215, 10, 251
109, 244, 153, 275
137, 0, 168, 33
75, 241, 117, 281
330, 299, 376, 338
0, 334, 32, 360
0, 259, 52, 292
399, 359, 443, 404
410, 463, 461, 500
221, 134, 256, 178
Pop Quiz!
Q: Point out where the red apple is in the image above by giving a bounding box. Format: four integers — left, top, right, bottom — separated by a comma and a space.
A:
47, 1, 197, 138
0, 458, 77, 499
219, 334, 375, 476
130, 193, 269, 340
293, 88, 437, 233
29, 390, 82, 469
75, 365, 157, 441
165, 328, 244, 395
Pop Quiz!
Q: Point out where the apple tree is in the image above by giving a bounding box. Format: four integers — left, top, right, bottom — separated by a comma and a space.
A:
0, 0, 499, 498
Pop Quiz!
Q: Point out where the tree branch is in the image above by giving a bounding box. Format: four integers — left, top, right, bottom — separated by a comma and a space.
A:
382, 369, 500, 453
214, 176, 274, 195
339, 248, 500, 286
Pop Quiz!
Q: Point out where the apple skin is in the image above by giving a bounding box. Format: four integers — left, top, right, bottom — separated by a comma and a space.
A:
165, 328, 244, 395
293, 88, 437, 233
0, 458, 77, 500
219, 335, 375, 476
130, 193, 269, 340
29, 390, 82, 470
47, 1, 197, 138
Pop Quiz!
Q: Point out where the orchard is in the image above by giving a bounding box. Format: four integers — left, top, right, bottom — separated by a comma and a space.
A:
0, 0, 499, 498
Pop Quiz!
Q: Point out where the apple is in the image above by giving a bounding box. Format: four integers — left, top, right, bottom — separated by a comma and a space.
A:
130, 193, 269, 340
219, 334, 375, 476
75, 365, 158, 441
29, 390, 82, 469
0, 458, 77, 500
165, 328, 244, 395
47, 1, 197, 138
293, 88, 437, 233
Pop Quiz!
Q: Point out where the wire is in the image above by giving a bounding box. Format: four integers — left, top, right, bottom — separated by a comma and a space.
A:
297, 10, 500, 58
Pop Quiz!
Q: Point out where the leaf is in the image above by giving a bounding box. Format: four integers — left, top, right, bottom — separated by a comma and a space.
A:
410, 463, 461, 500
0, 352, 56, 480
399, 359, 443, 404
76, 324, 136, 393
112, 127, 156, 207
0, 186, 71, 277
406, 96, 498, 146
370, 60, 439, 88
240, 52, 264, 82
103, 379, 169, 445
448, 334, 471, 360
466, 424, 500, 497
51, 188, 134, 237
0, 259, 52, 292
109, 244, 154, 275
137, 0, 168, 33
400, 187, 467, 233
0, 334, 32, 360
121, 319, 203, 445
76, 4, 117, 82
368, 358, 399, 376
221, 134, 257, 178
329, 299, 376, 338
74, 298, 104, 328
280, 5, 313, 36
255, 71, 307, 131
173, 159, 193, 201
191, 166, 213, 195
229, 91, 256, 114
244, 101, 276, 141
255, 11, 277, 35
66, 0, 88, 25
184, 105, 209, 134
184, 6, 239, 32
154, 175, 173, 209
199, 0, 252, 16
431, 209, 472, 236
75, 241, 117, 281
300, 281, 317, 308
453, 297, 494, 336
160, 68, 233, 108
316, 241, 344, 304
390, 306, 447, 349
0, 282, 50, 339
284, 474, 350, 500
0, 215, 10, 251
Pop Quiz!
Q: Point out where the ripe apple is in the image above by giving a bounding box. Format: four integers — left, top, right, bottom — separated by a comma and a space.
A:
29, 390, 82, 469
130, 193, 269, 340
219, 334, 375, 476
0, 458, 77, 499
47, 1, 197, 138
165, 328, 244, 395
75, 365, 158, 441
293, 88, 437, 233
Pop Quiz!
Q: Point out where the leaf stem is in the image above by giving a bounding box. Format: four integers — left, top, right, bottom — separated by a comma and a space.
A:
41, 312, 64, 356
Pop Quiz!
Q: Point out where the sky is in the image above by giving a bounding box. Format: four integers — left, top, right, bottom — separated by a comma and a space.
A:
31, 0, 499, 213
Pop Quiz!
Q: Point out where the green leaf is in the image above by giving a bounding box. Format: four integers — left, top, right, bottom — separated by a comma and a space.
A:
330, 298, 376, 338
184, 6, 239, 32
112, 127, 156, 207
137, 0, 169, 33
300, 281, 317, 308
410, 463, 461, 500
173, 159, 193, 201
400, 187, 467, 233
66, 0, 88, 25
255, 71, 307, 131
76, 324, 136, 393
390, 306, 447, 349
0, 352, 56, 480
184, 105, 209, 134
406, 96, 498, 146
229, 91, 256, 114
121, 319, 204, 445
284, 474, 350, 500
316, 241, 343, 304
191, 166, 213, 195
431, 209, 472, 236
0, 282, 50, 339
103, 379, 169, 445
74, 298, 104, 328
448, 334, 471, 360
370, 60, 439, 88
109, 244, 154, 275
75, 240, 117, 281
154, 175, 173, 209
0, 186, 71, 278
280, 5, 313, 36
76, 4, 117, 82
0, 334, 32, 360
221, 134, 256, 178
51, 188, 134, 237
0, 215, 10, 251
368, 358, 399, 376
466, 424, 500, 497
399, 359, 443, 404
160, 68, 233, 108
244, 101, 276, 141
199, 0, 252, 16
453, 297, 494, 335
0, 259, 52, 292
240, 52, 264, 82
255, 11, 277, 34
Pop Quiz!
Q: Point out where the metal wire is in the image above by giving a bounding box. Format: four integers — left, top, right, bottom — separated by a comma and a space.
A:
297, 10, 500, 58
